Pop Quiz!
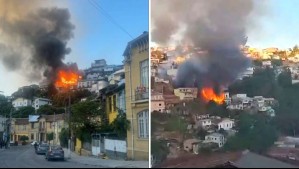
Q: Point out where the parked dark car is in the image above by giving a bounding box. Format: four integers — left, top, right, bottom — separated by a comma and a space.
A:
45, 146, 64, 161
35, 144, 49, 155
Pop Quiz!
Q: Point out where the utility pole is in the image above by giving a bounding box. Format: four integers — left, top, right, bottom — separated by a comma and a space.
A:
68, 90, 71, 159
6, 108, 12, 149
54, 112, 56, 145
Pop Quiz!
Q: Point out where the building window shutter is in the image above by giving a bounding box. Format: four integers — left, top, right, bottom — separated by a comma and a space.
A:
138, 110, 149, 139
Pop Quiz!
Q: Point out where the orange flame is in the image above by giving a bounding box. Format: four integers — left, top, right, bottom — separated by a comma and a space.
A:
174, 56, 187, 64
55, 70, 79, 88
201, 87, 225, 104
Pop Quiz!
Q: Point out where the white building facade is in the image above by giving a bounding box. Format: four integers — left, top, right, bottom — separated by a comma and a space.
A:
12, 98, 32, 110
218, 119, 234, 131
204, 133, 226, 147
33, 98, 52, 110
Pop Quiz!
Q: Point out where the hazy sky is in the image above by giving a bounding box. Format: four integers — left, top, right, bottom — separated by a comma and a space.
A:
247, 0, 299, 49
0, 0, 148, 95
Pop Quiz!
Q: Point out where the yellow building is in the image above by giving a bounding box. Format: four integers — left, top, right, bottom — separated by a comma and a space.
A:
123, 31, 149, 160
106, 88, 118, 124
11, 114, 66, 144
106, 82, 126, 124
11, 118, 30, 142
42, 114, 66, 145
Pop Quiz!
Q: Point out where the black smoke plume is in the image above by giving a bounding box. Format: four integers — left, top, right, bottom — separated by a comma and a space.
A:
151, 0, 259, 91
0, 2, 75, 83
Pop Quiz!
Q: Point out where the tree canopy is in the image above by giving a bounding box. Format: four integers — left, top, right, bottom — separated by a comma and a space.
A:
110, 110, 130, 139
13, 106, 35, 118
224, 114, 278, 153
71, 100, 109, 142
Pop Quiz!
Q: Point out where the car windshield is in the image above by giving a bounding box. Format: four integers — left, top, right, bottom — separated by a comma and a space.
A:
40, 144, 49, 147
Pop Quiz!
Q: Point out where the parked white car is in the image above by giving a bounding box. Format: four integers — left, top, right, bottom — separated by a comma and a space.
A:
31, 141, 38, 146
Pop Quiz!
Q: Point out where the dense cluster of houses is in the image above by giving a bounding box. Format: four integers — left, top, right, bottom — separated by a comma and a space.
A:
184, 114, 236, 154
225, 93, 277, 117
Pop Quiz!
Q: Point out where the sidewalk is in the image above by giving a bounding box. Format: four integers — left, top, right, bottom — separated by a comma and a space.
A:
63, 148, 149, 168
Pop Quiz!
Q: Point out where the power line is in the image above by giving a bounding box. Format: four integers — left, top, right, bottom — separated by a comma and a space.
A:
88, 0, 134, 39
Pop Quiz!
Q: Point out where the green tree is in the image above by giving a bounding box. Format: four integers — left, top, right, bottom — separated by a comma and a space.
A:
151, 140, 169, 165
47, 132, 54, 144
0, 95, 13, 117
229, 68, 277, 98
20, 135, 29, 145
164, 115, 187, 133
37, 105, 65, 115
277, 70, 292, 88
224, 114, 277, 153
252, 60, 262, 67
71, 100, 109, 142
197, 128, 208, 140
59, 128, 69, 148
271, 59, 283, 66
13, 106, 35, 118
110, 110, 130, 139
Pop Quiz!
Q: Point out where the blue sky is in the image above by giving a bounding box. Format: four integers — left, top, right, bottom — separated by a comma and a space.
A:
247, 0, 299, 49
67, 0, 149, 69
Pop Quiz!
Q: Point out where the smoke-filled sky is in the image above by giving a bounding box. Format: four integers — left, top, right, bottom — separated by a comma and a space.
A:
151, 0, 299, 92
0, 0, 148, 95
151, 0, 299, 49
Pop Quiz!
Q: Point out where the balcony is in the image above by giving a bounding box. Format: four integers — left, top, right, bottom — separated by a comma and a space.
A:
135, 86, 149, 101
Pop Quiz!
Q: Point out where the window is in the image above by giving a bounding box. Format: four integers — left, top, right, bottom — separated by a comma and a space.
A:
140, 60, 149, 88
31, 123, 34, 129
23, 125, 26, 130
31, 133, 34, 140
138, 110, 149, 138
113, 95, 116, 112
109, 97, 112, 112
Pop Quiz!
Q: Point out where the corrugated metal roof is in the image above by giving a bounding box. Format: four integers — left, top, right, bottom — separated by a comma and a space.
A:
29, 115, 40, 122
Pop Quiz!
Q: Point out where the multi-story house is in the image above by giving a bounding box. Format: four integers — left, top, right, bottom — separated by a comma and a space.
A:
204, 133, 226, 148
29, 115, 40, 142
12, 97, 32, 110
11, 118, 30, 143
78, 59, 123, 92
108, 68, 125, 85
43, 114, 66, 145
151, 91, 165, 113
12, 97, 52, 111
217, 118, 235, 131
105, 80, 126, 124
10, 114, 66, 144
174, 88, 198, 100
124, 31, 149, 160
33, 97, 52, 110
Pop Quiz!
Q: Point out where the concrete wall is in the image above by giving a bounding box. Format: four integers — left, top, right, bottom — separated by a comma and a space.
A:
104, 139, 126, 159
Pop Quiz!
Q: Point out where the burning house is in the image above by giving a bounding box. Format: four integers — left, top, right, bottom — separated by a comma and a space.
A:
0, 2, 82, 94
152, 0, 255, 106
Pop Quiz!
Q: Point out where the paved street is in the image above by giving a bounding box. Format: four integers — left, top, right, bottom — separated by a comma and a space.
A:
0, 145, 100, 168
